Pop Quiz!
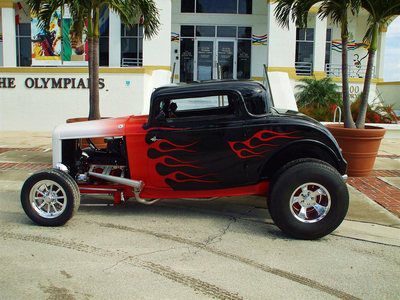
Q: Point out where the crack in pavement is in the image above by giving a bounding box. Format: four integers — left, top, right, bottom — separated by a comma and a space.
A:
0, 230, 243, 300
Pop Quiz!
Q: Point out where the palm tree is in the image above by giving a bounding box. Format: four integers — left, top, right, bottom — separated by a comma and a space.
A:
355, 0, 400, 128
274, 0, 361, 128
27, 0, 160, 120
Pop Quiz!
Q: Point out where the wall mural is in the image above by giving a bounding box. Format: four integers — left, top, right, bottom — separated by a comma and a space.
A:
331, 39, 369, 52
31, 10, 63, 61
171, 32, 180, 43
251, 34, 268, 46
31, 6, 108, 65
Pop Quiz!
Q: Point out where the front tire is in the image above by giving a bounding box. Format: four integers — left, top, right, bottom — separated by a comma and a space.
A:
21, 169, 80, 226
268, 161, 348, 240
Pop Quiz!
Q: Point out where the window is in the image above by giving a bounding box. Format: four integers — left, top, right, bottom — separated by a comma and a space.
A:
121, 24, 143, 67
241, 87, 269, 115
325, 28, 332, 65
156, 93, 236, 122
16, 23, 32, 66
180, 38, 195, 82
181, 0, 252, 14
99, 20, 109, 66
295, 28, 314, 76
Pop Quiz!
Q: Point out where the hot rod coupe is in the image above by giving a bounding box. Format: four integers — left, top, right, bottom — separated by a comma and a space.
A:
21, 80, 349, 239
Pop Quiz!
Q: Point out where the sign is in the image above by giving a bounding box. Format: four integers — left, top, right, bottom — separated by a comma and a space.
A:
0, 77, 105, 89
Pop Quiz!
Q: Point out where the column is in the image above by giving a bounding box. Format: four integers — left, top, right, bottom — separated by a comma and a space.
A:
142, 0, 171, 68
266, 2, 297, 77
1, 3, 17, 67
313, 15, 327, 78
375, 30, 386, 80
109, 10, 121, 67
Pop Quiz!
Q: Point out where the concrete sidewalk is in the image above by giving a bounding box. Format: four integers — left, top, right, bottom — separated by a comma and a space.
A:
0, 131, 399, 299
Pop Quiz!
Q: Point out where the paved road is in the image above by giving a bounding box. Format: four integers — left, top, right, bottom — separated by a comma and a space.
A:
1, 169, 400, 299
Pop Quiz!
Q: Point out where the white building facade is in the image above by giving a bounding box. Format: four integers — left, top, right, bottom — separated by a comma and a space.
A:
0, 0, 392, 131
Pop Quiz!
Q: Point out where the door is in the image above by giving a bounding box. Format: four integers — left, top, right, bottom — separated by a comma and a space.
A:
217, 40, 236, 79
147, 92, 247, 191
196, 40, 214, 81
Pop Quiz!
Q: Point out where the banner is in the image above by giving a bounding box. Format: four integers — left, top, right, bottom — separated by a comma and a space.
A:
31, 10, 62, 63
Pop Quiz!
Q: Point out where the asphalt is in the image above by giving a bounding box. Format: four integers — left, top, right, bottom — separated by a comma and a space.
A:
0, 132, 399, 299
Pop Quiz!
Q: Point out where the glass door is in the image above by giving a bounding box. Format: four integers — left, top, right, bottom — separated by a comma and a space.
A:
196, 40, 215, 81
217, 40, 236, 80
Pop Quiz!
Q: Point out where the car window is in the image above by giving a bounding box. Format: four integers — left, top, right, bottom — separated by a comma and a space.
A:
241, 87, 269, 115
156, 93, 237, 122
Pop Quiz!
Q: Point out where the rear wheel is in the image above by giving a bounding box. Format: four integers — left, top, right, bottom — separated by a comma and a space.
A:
268, 161, 348, 239
21, 169, 80, 226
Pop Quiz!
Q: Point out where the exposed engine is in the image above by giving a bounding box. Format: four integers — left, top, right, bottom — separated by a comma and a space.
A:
74, 137, 128, 184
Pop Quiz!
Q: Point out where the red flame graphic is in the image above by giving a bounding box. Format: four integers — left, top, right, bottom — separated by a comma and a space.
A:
149, 138, 217, 184
229, 130, 300, 159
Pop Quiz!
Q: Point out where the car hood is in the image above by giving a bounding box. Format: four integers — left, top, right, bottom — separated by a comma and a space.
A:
53, 117, 129, 140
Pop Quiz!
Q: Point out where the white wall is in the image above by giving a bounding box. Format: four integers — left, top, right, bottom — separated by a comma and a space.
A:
377, 83, 400, 109
0, 72, 146, 131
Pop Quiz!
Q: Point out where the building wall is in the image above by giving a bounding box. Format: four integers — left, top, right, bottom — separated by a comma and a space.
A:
171, 0, 268, 81
377, 82, 400, 110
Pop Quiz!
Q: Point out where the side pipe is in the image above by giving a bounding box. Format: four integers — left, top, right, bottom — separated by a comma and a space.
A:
88, 172, 143, 191
88, 172, 160, 205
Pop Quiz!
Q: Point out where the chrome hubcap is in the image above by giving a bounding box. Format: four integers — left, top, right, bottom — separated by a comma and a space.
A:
29, 180, 67, 219
289, 183, 331, 223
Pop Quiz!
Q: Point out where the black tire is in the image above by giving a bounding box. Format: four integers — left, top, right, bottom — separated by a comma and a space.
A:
21, 169, 80, 226
268, 161, 348, 240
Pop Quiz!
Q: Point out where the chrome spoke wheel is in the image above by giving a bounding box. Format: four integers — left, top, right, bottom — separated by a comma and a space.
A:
29, 180, 67, 219
289, 182, 331, 223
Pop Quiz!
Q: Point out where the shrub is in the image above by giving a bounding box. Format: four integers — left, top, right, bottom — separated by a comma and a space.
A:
296, 77, 342, 121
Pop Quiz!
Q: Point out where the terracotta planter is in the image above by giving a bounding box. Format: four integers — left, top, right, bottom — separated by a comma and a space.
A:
66, 117, 109, 149
326, 124, 386, 177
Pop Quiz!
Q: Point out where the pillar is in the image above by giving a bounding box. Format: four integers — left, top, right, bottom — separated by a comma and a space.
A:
142, 0, 171, 68
313, 15, 327, 78
266, 2, 297, 77
109, 10, 121, 67
1, 3, 17, 67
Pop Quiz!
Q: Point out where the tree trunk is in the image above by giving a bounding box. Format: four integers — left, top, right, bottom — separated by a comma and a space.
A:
355, 49, 375, 129
91, 36, 100, 120
89, 8, 101, 120
341, 16, 356, 128
356, 24, 379, 129
88, 36, 95, 120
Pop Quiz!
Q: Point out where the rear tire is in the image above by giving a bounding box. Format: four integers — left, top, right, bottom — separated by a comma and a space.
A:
21, 169, 80, 226
268, 161, 348, 239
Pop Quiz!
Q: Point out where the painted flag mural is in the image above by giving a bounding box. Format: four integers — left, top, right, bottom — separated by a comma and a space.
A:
31, 7, 109, 65
31, 10, 62, 62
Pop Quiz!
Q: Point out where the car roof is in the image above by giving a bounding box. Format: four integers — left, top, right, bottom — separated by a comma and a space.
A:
152, 80, 266, 98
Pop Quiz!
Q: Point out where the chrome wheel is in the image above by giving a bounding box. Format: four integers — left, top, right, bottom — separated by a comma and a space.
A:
29, 180, 67, 219
289, 182, 331, 223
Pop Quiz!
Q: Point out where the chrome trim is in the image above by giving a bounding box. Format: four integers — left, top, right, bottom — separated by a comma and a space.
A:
342, 175, 348, 182
55, 163, 69, 173
88, 172, 143, 191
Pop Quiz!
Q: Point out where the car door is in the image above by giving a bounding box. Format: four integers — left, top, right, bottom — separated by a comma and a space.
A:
146, 91, 248, 191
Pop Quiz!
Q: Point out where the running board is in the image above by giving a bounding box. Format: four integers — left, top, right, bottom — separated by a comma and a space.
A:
88, 172, 144, 192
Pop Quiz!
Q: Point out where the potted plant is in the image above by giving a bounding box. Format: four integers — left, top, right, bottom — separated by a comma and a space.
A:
27, 0, 160, 148
274, 0, 400, 176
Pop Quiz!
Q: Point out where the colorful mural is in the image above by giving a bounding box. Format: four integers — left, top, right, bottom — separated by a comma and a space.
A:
171, 32, 180, 43
31, 10, 63, 61
252, 34, 268, 46
332, 40, 369, 52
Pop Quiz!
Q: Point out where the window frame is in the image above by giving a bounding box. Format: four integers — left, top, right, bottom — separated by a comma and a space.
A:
181, 0, 252, 14
121, 23, 144, 67
149, 90, 245, 127
16, 23, 32, 67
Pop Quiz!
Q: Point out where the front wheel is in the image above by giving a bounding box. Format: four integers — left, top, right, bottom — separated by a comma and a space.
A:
21, 169, 80, 226
268, 161, 349, 240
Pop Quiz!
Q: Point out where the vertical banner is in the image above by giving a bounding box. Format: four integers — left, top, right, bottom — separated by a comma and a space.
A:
31, 10, 63, 65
